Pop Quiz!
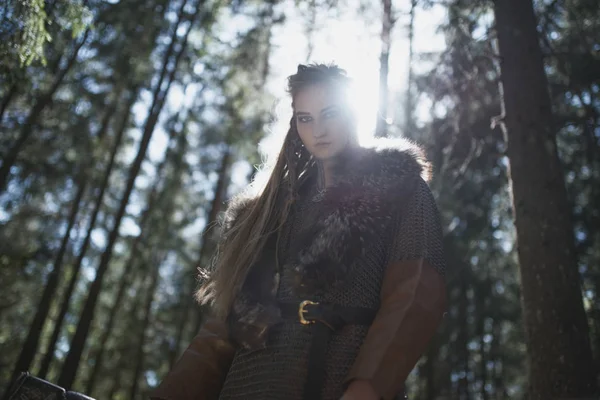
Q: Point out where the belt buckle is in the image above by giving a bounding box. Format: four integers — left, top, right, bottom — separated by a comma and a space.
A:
298, 300, 319, 325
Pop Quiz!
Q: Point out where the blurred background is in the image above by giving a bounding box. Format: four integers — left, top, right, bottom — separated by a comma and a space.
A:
0, 0, 599, 399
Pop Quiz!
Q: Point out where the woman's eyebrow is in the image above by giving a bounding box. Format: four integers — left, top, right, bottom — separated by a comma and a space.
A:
295, 105, 338, 116
320, 105, 338, 114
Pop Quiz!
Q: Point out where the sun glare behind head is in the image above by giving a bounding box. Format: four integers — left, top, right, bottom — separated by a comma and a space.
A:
345, 69, 379, 145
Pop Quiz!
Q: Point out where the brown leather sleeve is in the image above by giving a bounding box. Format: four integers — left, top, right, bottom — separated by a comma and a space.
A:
344, 258, 447, 400
149, 318, 235, 400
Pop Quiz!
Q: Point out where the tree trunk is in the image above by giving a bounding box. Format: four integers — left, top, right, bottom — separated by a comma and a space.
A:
57, 0, 199, 387
34, 90, 135, 382
493, 0, 597, 397
191, 148, 232, 336
130, 252, 163, 400
85, 119, 179, 396
84, 238, 139, 396
375, 0, 394, 138
456, 278, 470, 400
170, 148, 231, 367
0, 29, 91, 194
36, 95, 119, 380
304, 0, 317, 62
2, 92, 119, 400
107, 362, 124, 400
476, 289, 488, 400
539, 17, 600, 375
107, 282, 146, 400
4, 176, 86, 392
404, 0, 416, 135
0, 83, 17, 122
490, 319, 504, 399
129, 118, 186, 398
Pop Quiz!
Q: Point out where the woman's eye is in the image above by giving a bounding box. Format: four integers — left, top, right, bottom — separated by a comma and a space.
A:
323, 110, 339, 119
298, 116, 312, 123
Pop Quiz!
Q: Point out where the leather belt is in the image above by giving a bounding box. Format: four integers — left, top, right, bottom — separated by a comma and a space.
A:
279, 301, 378, 400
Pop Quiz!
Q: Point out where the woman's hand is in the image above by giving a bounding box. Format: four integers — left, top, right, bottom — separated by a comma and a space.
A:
340, 379, 380, 400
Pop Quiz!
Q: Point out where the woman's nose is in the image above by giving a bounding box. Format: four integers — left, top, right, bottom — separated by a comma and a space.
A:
313, 120, 327, 139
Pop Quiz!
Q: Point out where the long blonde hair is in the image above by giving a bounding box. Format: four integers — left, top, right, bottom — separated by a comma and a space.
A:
196, 64, 352, 318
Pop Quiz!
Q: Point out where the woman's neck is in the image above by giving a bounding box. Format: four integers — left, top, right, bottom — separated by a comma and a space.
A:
315, 159, 334, 190
314, 143, 358, 190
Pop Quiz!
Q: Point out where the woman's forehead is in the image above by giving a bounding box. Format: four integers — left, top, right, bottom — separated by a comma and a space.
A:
294, 84, 339, 113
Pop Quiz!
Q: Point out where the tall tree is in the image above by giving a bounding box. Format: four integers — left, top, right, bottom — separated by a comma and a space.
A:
167, 146, 231, 366
84, 111, 182, 395
404, 0, 416, 134
2, 90, 122, 396
412, 1, 526, 397
35, 90, 121, 380
493, 0, 597, 397
375, 0, 394, 137
190, 148, 232, 334
56, 0, 200, 388
536, 0, 600, 368
34, 88, 136, 381
34, 1, 170, 379
130, 252, 163, 400
105, 276, 147, 400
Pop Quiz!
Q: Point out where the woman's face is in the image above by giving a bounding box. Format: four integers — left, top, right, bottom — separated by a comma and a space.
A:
294, 83, 354, 161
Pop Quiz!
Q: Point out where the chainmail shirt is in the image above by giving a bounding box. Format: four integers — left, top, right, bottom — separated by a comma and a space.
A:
218, 176, 445, 400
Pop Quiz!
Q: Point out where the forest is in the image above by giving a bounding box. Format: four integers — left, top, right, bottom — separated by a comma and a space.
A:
1, 0, 599, 399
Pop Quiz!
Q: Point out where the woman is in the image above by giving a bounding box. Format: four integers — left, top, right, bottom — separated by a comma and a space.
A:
149, 64, 447, 400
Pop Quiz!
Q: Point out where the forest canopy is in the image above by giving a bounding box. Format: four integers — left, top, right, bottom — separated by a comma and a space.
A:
1, 0, 599, 399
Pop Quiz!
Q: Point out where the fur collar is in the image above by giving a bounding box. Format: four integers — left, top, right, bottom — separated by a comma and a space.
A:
226, 137, 431, 349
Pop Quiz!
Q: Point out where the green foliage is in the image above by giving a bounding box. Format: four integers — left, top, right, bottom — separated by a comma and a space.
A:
0, 0, 598, 398
0, 0, 91, 69
1, 0, 51, 67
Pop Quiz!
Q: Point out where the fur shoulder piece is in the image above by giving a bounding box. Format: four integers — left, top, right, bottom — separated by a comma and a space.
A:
353, 136, 432, 183
223, 137, 430, 232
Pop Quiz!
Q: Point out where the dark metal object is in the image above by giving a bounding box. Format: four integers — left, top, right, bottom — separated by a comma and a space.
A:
5, 372, 96, 400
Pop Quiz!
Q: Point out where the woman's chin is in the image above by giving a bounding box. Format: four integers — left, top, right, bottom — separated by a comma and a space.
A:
312, 147, 342, 161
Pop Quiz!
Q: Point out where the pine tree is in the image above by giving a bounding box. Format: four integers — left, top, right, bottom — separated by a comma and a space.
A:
493, 0, 597, 396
